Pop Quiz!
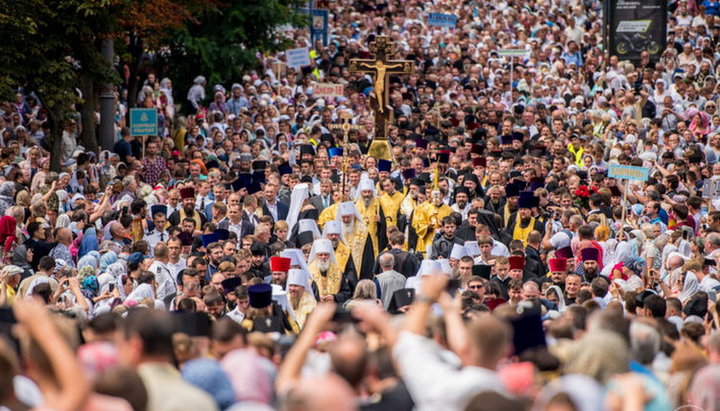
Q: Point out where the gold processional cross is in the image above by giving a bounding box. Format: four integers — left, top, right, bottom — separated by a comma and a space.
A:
328, 111, 363, 200
349, 36, 414, 161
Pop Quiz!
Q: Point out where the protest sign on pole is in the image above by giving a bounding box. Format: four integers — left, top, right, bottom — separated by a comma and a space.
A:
427, 13, 458, 28
286, 47, 311, 69
313, 83, 344, 98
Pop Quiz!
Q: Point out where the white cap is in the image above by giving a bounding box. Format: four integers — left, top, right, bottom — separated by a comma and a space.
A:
280, 248, 310, 272
323, 220, 342, 236
298, 219, 321, 239
450, 244, 468, 260
287, 268, 312, 292
358, 178, 375, 193
464, 241, 481, 256
438, 259, 452, 275
338, 201, 359, 217
417, 260, 442, 276
309, 238, 337, 264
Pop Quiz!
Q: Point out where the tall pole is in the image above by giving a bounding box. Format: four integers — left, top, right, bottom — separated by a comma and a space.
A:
99, 38, 115, 151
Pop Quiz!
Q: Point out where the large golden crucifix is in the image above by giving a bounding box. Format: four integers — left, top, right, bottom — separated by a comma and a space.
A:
349, 36, 413, 161
328, 111, 363, 200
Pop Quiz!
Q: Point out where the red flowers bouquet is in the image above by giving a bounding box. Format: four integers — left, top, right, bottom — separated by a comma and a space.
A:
574, 185, 593, 210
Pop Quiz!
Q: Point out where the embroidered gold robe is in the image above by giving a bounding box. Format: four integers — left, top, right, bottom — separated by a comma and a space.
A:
379, 191, 404, 228
291, 291, 317, 329
355, 197, 382, 254
318, 202, 338, 230
412, 201, 453, 257
308, 260, 343, 298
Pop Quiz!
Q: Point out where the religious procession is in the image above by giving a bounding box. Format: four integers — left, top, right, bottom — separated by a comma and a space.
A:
1, 0, 720, 409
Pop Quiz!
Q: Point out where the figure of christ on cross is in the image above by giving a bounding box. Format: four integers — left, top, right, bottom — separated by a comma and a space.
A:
349, 36, 413, 141
349, 36, 413, 160
353, 60, 406, 114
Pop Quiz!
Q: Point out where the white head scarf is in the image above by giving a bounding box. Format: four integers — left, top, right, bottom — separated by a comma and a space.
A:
298, 219, 321, 239
26, 276, 50, 296
281, 248, 310, 273
545, 285, 566, 312
286, 183, 311, 233
601, 241, 632, 277
126, 283, 154, 303
679, 271, 700, 302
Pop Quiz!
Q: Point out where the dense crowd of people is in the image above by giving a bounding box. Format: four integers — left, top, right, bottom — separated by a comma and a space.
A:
2, 0, 720, 410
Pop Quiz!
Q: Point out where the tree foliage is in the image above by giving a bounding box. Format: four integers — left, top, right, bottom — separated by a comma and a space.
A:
0, 0, 118, 169
0, 0, 304, 168
167, 0, 307, 92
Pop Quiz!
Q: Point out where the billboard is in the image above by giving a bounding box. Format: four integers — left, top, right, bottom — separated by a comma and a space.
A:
607, 0, 667, 63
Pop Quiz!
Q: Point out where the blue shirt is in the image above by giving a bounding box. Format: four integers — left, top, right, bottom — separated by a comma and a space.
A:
561, 51, 583, 67
703, 0, 720, 16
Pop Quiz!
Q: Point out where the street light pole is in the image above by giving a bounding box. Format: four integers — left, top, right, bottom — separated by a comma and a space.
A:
99, 38, 115, 151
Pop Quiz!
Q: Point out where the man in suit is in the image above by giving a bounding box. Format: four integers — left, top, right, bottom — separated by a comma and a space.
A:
261, 184, 289, 222
309, 179, 334, 213
372, 232, 420, 278
203, 183, 229, 219
219, 204, 255, 241
241, 195, 260, 227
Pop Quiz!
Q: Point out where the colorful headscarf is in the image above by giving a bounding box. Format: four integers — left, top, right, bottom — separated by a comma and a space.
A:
181, 358, 236, 410
100, 251, 118, 273
81, 275, 99, 298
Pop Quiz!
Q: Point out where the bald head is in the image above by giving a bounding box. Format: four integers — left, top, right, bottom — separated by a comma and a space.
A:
56, 228, 72, 245
330, 334, 368, 390
284, 374, 355, 411
110, 222, 124, 239
667, 255, 685, 270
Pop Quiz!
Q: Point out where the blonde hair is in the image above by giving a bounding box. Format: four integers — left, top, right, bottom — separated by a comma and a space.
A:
351, 279, 377, 300
595, 225, 611, 242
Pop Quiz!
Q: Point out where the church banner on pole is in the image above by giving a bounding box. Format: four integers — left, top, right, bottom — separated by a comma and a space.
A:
606, 0, 667, 63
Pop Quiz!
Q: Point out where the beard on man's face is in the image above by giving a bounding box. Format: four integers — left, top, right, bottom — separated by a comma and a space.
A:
316, 260, 330, 272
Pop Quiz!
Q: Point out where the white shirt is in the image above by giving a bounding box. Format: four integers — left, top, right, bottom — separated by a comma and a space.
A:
148, 260, 177, 301
266, 201, 278, 221
550, 230, 573, 249
145, 229, 169, 253
451, 203, 471, 220
227, 219, 245, 239
492, 240, 510, 257
195, 195, 212, 213
167, 257, 186, 281
700, 275, 720, 293
393, 332, 506, 411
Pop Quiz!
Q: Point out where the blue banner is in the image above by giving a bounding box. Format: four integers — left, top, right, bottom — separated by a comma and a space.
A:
298, 8, 329, 46
428, 13, 458, 28
129, 108, 158, 136
608, 164, 649, 181
310, 9, 329, 46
